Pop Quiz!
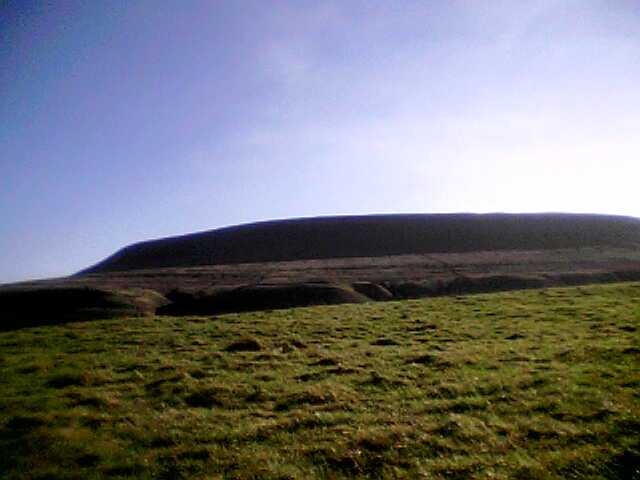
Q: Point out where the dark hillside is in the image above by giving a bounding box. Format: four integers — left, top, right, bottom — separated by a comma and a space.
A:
83, 214, 640, 273
0, 288, 167, 330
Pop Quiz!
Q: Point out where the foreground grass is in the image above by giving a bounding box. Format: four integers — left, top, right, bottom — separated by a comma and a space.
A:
1, 283, 639, 479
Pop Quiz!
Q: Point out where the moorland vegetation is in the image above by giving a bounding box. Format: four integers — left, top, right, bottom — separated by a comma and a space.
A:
1, 282, 638, 479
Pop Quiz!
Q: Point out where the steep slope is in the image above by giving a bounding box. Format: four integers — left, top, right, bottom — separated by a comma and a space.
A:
82, 213, 640, 274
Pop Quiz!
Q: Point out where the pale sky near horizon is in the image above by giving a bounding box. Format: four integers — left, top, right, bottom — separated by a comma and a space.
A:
1, 1, 639, 283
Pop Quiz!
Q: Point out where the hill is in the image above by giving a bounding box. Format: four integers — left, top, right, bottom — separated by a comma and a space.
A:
3, 213, 640, 323
81, 213, 640, 273
0, 287, 167, 330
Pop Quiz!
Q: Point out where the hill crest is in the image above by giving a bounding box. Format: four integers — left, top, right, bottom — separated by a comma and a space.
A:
81, 213, 640, 274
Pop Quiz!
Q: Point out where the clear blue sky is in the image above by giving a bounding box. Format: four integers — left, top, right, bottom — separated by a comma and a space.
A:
1, 1, 639, 283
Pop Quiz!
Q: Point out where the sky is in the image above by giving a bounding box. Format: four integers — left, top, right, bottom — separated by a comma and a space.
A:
1, 0, 639, 283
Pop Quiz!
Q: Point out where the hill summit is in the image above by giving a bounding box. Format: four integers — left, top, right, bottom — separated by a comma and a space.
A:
83, 213, 640, 274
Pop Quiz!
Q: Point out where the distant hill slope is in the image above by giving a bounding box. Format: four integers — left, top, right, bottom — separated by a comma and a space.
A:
81, 214, 640, 274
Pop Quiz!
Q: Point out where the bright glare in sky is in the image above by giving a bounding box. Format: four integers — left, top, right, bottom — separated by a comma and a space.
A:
1, 1, 639, 282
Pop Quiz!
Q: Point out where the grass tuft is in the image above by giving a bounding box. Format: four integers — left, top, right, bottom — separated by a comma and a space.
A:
224, 336, 263, 352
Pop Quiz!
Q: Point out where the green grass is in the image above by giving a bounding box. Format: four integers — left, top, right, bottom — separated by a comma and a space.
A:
1, 282, 639, 479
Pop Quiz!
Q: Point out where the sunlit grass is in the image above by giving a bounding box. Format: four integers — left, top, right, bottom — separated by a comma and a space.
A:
1, 282, 639, 479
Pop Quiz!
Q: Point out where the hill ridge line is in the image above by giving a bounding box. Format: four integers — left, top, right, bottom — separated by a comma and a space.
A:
81, 213, 640, 274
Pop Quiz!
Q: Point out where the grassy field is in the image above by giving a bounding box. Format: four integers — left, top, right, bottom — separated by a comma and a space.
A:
1, 283, 638, 479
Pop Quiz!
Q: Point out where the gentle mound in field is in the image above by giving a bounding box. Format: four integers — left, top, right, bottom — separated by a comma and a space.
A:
0, 287, 167, 330
158, 282, 367, 315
